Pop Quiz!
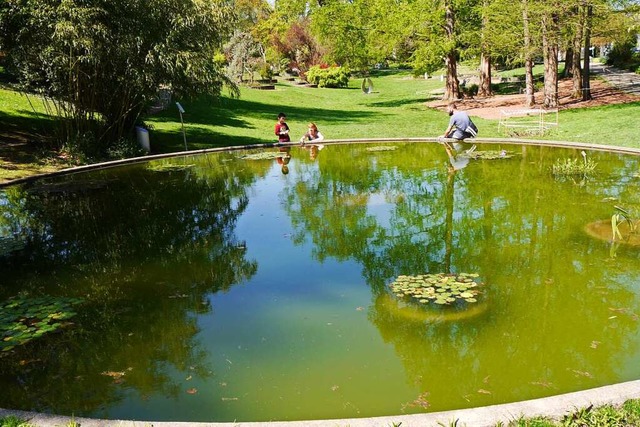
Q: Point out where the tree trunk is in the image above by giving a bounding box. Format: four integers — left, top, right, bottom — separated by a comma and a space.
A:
542, 11, 559, 108
478, 0, 492, 97
443, 0, 461, 100
582, 2, 592, 101
444, 52, 461, 100
443, 168, 455, 274
571, 16, 584, 99
563, 46, 574, 78
478, 53, 492, 97
522, 0, 535, 107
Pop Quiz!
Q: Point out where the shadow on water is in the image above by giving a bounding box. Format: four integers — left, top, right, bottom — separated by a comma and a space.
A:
0, 158, 259, 415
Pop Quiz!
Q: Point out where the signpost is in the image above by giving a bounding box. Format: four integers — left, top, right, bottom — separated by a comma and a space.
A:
176, 102, 187, 151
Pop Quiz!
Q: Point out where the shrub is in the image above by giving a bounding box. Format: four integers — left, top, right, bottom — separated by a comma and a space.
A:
306, 66, 350, 88
213, 52, 227, 67
258, 63, 274, 80
462, 83, 478, 97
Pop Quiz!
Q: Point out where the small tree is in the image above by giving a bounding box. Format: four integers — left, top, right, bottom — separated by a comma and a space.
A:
225, 31, 267, 83
272, 20, 324, 76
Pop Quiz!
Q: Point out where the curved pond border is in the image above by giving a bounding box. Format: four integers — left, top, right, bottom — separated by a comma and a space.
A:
3, 137, 640, 189
1, 380, 640, 426
2, 137, 640, 426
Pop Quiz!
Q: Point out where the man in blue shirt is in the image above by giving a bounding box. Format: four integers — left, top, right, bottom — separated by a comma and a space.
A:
442, 103, 477, 140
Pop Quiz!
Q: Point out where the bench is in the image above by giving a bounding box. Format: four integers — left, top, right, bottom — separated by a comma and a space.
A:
498, 108, 558, 136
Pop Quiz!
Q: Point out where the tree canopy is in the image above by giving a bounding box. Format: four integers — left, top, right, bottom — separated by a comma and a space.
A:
1, 0, 639, 158
0, 0, 238, 157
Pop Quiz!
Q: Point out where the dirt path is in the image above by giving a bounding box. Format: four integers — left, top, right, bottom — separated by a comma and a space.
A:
427, 76, 640, 120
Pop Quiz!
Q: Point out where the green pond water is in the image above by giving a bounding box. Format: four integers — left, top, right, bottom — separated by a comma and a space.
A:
1, 141, 640, 422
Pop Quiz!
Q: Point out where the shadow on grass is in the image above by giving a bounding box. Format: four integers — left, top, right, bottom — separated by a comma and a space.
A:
0, 109, 55, 147
367, 97, 430, 108
152, 95, 380, 129
368, 69, 415, 77
491, 82, 525, 95
149, 128, 268, 154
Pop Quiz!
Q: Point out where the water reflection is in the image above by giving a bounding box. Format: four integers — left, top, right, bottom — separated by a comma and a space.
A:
0, 155, 258, 415
0, 143, 639, 422
276, 147, 291, 175
441, 140, 472, 171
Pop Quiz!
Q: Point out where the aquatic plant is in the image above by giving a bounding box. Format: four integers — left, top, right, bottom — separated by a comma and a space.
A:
611, 205, 639, 241
0, 415, 35, 427
552, 151, 597, 176
389, 273, 484, 306
0, 294, 84, 353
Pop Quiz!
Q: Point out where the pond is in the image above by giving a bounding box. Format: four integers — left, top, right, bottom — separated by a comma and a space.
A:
1, 141, 640, 423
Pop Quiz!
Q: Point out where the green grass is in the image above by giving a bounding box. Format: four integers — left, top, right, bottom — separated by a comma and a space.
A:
146, 68, 640, 154
0, 415, 35, 427
148, 70, 451, 153
1, 66, 640, 181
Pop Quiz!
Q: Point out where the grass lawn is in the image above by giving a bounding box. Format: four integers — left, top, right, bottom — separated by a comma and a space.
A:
0, 87, 64, 182
147, 69, 454, 153
1, 66, 640, 183
146, 68, 640, 154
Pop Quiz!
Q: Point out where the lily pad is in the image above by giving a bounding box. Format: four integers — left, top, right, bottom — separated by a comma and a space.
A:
238, 151, 283, 161
389, 272, 485, 306
366, 146, 398, 152
0, 294, 84, 353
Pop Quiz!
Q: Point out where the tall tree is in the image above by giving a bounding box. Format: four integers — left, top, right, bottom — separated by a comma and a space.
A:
443, 0, 462, 100
522, 0, 537, 107
310, 0, 376, 71
0, 0, 238, 157
407, 0, 481, 101
541, 2, 561, 108
582, 0, 593, 100
478, 0, 493, 97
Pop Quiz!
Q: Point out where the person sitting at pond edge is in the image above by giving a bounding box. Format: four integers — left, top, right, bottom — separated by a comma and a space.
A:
299, 122, 324, 145
442, 103, 478, 141
275, 112, 290, 143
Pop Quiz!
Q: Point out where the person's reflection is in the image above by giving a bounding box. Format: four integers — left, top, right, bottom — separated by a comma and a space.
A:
276, 146, 292, 175
441, 141, 475, 172
306, 144, 325, 161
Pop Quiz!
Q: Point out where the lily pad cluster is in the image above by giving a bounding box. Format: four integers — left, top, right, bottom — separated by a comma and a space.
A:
148, 163, 195, 172
239, 152, 283, 160
0, 236, 26, 257
1, 295, 84, 353
466, 150, 514, 160
366, 146, 398, 152
390, 273, 483, 306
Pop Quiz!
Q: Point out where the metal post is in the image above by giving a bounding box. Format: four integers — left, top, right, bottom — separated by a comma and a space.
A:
176, 102, 188, 151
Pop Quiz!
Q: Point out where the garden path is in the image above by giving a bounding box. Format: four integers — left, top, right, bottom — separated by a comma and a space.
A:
427, 64, 640, 120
